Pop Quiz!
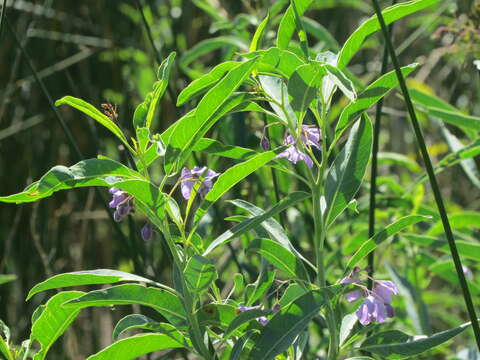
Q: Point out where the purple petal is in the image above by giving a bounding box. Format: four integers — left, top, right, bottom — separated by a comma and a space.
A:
301, 125, 321, 150
180, 167, 192, 181
345, 290, 362, 302
260, 137, 270, 150
385, 303, 395, 318
374, 280, 398, 304
141, 222, 153, 241
356, 297, 375, 326
373, 300, 387, 323
180, 179, 195, 200
109, 191, 127, 208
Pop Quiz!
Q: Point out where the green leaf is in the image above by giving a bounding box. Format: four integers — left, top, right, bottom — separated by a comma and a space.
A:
224, 309, 271, 338
192, 138, 257, 160
27, 269, 160, 300
404, 233, 480, 261
165, 57, 260, 173
340, 313, 358, 347
347, 215, 431, 268
0, 158, 142, 204
0, 336, 13, 360
259, 75, 297, 127
428, 211, 480, 236
324, 64, 356, 101
0, 274, 16, 286
30, 291, 84, 360
184, 255, 218, 294
302, 17, 340, 51
247, 268, 276, 306
177, 61, 238, 106
228, 198, 314, 270
86, 333, 184, 360
133, 52, 176, 129
180, 36, 248, 76
194, 148, 285, 222
250, 13, 270, 52
277, 0, 313, 50
324, 114, 373, 226
247, 238, 309, 281
337, 0, 439, 69
377, 152, 422, 172
112, 315, 189, 346
335, 65, 418, 138
230, 330, 255, 360
63, 284, 187, 327
248, 287, 340, 359
287, 63, 326, 121
429, 108, 480, 132
203, 191, 310, 255
198, 303, 237, 329
359, 322, 471, 359
249, 47, 305, 78
413, 138, 480, 187
55, 96, 132, 151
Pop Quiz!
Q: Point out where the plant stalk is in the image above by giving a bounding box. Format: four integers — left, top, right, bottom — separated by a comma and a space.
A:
370, 0, 480, 349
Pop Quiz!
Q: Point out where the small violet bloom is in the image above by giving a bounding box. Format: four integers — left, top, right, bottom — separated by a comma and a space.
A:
341, 272, 399, 326
276, 125, 321, 168
180, 166, 220, 200
237, 305, 269, 326
141, 222, 153, 241
109, 188, 134, 222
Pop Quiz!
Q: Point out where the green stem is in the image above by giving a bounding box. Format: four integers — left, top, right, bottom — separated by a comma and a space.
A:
369, 0, 480, 349
310, 103, 338, 360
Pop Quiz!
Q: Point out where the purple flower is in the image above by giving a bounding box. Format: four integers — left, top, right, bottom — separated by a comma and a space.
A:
180, 166, 220, 200
109, 188, 134, 222
356, 296, 391, 325
342, 276, 399, 326
141, 222, 153, 241
275, 125, 321, 168
373, 280, 399, 304
237, 305, 270, 326
260, 136, 270, 151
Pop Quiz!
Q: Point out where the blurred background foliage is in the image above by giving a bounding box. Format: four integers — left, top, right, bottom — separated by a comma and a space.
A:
0, 0, 480, 358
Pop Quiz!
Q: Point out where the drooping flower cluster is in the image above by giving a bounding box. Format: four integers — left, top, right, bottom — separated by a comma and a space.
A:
275, 125, 321, 168
109, 188, 134, 222
341, 268, 399, 326
179, 166, 220, 200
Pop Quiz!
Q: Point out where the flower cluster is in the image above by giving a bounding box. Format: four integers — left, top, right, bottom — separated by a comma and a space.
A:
275, 125, 321, 168
108, 187, 134, 222
179, 166, 220, 200
341, 268, 399, 326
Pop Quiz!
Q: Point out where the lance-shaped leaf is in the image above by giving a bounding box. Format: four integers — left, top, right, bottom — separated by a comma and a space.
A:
55, 96, 132, 151
246, 47, 305, 78
224, 309, 271, 338
112, 315, 190, 346
30, 291, 84, 360
335, 65, 418, 138
165, 56, 260, 173
133, 52, 176, 129
250, 13, 270, 52
177, 61, 238, 106
27, 269, 163, 300
287, 63, 326, 122
347, 215, 431, 269
179, 36, 248, 76
338, 0, 438, 69
184, 255, 218, 294
86, 333, 185, 360
228, 198, 314, 270
230, 330, 256, 360
0, 158, 142, 204
259, 75, 297, 127
358, 322, 471, 359
203, 191, 310, 255
324, 115, 373, 227
194, 149, 285, 222
63, 284, 187, 327
248, 287, 340, 359
277, 0, 313, 50
247, 238, 310, 281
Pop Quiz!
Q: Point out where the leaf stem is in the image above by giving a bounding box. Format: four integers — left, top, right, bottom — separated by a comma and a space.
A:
369, 0, 480, 349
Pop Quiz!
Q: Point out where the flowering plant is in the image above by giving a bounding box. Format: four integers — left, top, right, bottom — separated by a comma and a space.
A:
1, 1, 478, 359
